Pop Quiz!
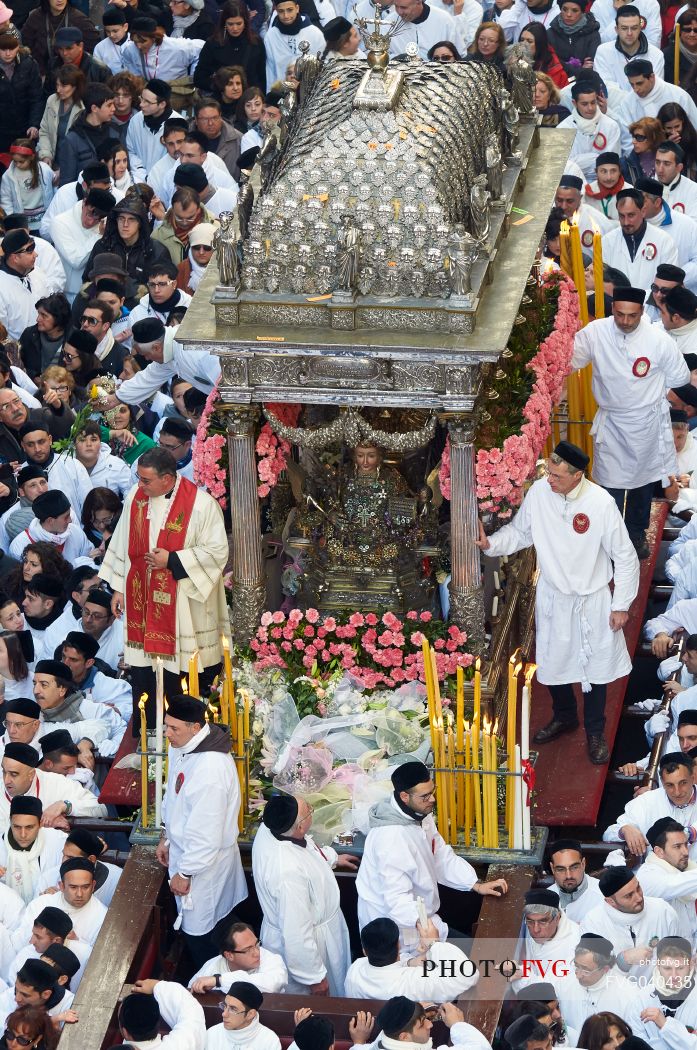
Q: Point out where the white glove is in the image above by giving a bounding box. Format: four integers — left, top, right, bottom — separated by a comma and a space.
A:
647, 711, 670, 736
604, 848, 627, 867
631, 698, 661, 712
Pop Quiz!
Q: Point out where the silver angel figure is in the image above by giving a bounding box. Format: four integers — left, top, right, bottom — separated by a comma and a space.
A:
335, 214, 361, 293
358, 265, 376, 296
295, 39, 322, 107
470, 175, 491, 247
485, 133, 503, 201
500, 86, 522, 164
213, 212, 239, 287
446, 224, 479, 297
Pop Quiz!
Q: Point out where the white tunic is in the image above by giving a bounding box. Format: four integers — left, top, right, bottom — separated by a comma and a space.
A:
663, 174, 697, 220
579, 897, 680, 966
23, 453, 93, 521
188, 947, 288, 994
648, 209, 697, 292
602, 224, 679, 293
0, 826, 66, 904
514, 912, 581, 991
163, 724, 246, 936
548, 874, 604, 923
49, 203, 103, 302
205, 1018, 280, 1050
251, 823, 351, 995
344, 940, 478, 1003
387, 5, 464, 58
593, 39, 665, 88
603, 785, 697, 857
130, 980, 206, 1050
592, 0, 661, 45
484, 476, 639, 688
12, 890, 106, 949
572, 315, 689, 487
0, 771, 106, 834
0, 266, 51, 340
553, 969, 643, 1031
356, 795, 477, 938
626, 981, 697, 1050
10, 521, 91, 564
645, 599, 697, 647
556, 113, 622, 182
636, 852, 697, 948
264, 19, 326, 87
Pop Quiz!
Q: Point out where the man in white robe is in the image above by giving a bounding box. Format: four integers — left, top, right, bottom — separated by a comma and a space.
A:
13, 858, 107, 949
572, 286, 689, 558
553, 933, 643, 1031
99, 443, 229, 717
356, 761, 508, 941
251, 793, 354, 996
602, 190, 679, 294
188, 922, 288, 995
344, 916, 478, 1003
157, 696, 246, 970
637, 819, 697, 948
205, 982, 280, 1050
513, 889, 581, 992
557, 83, 622, 182
118, 978, 206, 1050
0, 796, 66, 905
547, 839, 604, 922
580, 866, 679, 974
477, 440, 639, 764
0, 742, 107, 832
603, 753, 697, 856
625, 937, 697, 1050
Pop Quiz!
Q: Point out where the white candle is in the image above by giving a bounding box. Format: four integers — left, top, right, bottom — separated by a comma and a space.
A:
491, 595, 498, 618
155, 657, 164, 828
493, 571, 500, 590
521, 684, 530, 760
513, 745, 523, 850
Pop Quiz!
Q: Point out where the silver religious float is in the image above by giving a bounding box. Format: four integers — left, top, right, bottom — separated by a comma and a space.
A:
177, 17, 574, 647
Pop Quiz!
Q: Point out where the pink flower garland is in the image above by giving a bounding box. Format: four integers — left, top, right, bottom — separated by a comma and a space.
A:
193, 377, 228, 508
256, 404, 300, 498
439, 275, 579, 517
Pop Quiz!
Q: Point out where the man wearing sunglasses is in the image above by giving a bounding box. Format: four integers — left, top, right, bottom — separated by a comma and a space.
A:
49, 187, 115, 303
0, 229, 51, 341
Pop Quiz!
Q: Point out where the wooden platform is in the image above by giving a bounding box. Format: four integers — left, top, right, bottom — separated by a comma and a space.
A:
533, 500, 668, 827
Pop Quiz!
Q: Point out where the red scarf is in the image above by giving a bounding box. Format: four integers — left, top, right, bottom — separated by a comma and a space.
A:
125, 478, 197, 658
585, 175, 626, 200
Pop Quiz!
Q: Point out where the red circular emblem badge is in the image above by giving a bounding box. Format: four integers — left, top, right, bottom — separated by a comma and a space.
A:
674, 203, 685, 213
175, 772, 185, 794
581, 229, 594, 247
642, 242, 657, 260
573, 513, 590, 534
593, 131, 607, 150
633, 357, 651, 377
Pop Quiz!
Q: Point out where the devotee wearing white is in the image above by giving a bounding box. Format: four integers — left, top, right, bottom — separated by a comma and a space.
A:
205, 982, 280, 1050
655, 144, 697, 219
478, 440, 639, 763
160, 158, 238, 211
619, 66, 697, 151
252, 793, 352, 996
0, 701, 43, 764
155, 149, 231, 209
386, 0, 463, 59
129, 288, 192, 328
557, 88, 622, 182
80, 441, 133, 498
602, 193, 679, 290
640, 183, 697, 287
33, 659, 126, 758
430, 0, 481, 46
356, 761, 508, 941
10, 514, 91, 565
553, 933, 642, 1031
0, 796, 66, 905
592, 0, 662, 45
0, 963, 74, 1031
624, 939, 697, 1050
646, 600, 697, 652
188, 926, 288, 995
36, 826, 123, 907
636, 819, 697, 948
0, 230, 51, 341
264, 12, 325, 86
40, 174, 124, 242
603, 754, 697, 855
665, 545, 697, 607
344, 916, 478, 1004
0, 742, 107, 833
594, 39, 665, 90
498, 0, 558, 41
158, 696, 246, 970
0, 878, 27, 979
19, 436, 93, 521
5, 905, 90, 992
29, 237, 66, 297
118, 978, 206, 1050
580, 866, 679, 974
49, 190, 115, 302
546, 839, 605, 922
514, 889, 581, 991
13, 858, 107, 949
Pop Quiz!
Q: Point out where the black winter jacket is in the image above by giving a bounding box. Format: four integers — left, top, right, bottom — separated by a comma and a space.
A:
0, 51, 44, 152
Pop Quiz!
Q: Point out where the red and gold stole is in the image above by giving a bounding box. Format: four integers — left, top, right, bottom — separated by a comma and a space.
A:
125, 477, 197, 657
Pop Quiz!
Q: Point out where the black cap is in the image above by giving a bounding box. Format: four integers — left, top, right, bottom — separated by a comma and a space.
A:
617, 187, 644, 206
17, 465, 47, 487
391, 760, 430, 792
634, 175, 663, 198
377, 998, 419, 1038
664, 286, 697, 319
596, 151, 620, 167
237, 147, 260, 172
323, 14, 351, 40
35, 659, 73, 684
85, 187, 115, 216
3, 742, 40, 767
40, 730, 77, 757
63, 631, 99, 660
1, 228, 33, 256
67, 827, 105, 856
505, 1016, 544, 1049
576, 932, 614, 958
42, 943, 80, 979
671, 409, 689, 424
599, 865, 635, 897
559, 175, 583, 191
524, 889, 560, 908
656, 264, 686, 282
228, 981, 263, 1011
612, 286, 646, 304
35, 906, 72, 938
166, 695, 206, 723
65, 329, 98, 356
131, 14, 157, 31
132, 317, 165, 344
25, 573, 63, 599
553, 440, 589, 472
82, 162, 111, 185
145, 77, 170, 100
548, 837, 583, 859
173, 163, 207, 192
262, 793, 298, 833
516, 982, 558, 1002
59, 858, 95, 879
10, 795, 42, 817
102, 4, 128, 23
6, 698, 41, 719
32, 490, 70, 522
119, 993, 161, 1039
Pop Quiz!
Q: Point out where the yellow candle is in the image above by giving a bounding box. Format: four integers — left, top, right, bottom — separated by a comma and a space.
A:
221, 635, 233, 727
675, 21, 681, 85
559, 221, 573, 278
188, 651, 199, 698
472, 719, 482, 846
236, 710, 244, 757
481, 724, 491, 846
473, 657, 481, 725
447, 723, 457, 845
456, 667, 465, 829
569, 221, 589, 327
490, 734, 498, 848
243, 696, 250, 742
139, 693, 148, 828
592, 231, 604, 319
464, 727, 472, 847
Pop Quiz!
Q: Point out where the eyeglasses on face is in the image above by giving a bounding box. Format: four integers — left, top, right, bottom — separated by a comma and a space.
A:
632, 132, 647, 141
80, 315, 101, 326
231, 940, 261, 955
219, 1003, 249, 1015
148, 280, 174, 289
62, 353, 80, 362
5, 1030, 36, 1047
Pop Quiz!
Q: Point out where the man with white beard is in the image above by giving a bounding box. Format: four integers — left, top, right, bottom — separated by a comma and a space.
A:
513, 889, 580, 991
547, 840, 604, 922
638, 819, 697, 948
580, 867, 679, 975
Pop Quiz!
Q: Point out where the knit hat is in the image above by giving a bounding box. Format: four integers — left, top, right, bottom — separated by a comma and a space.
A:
3, 742, 40, 767
599, 865, 635, 897
5, 698, 40, 719
10, 795, 42, 817
32, 490, 70, 522
262, 793, 298, 833
34, 659, 73, 684
35, 906, 72, 938
166, 695, 206, 724
391, 761, 430, 792
1, 228, 33, 256
173, 163, 207, 192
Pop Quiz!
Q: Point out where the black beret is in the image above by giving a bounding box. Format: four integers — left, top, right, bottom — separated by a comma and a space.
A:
613, 286, 646, 304
228, 981, 263, 1011
575, 932, 614, 958
1, 228, 33, 255
665, 286, 697, 319
617, 187, 644, 205
634, 175, 663, 198
596, 152, 620, 167
625, 58, 654, 76
84, 588, 111, 611
40, 730, 77, 757
131, 14, 157, 32
646, 816, 685, 847
559, 175, 583, 191
35, 906, 73, 937
3, 742, 40, 767
32, 490, 70, 522
391, 760, 431, 792
548, 838, 583, 858
173, 163, 208, 192
505, 1016, 543, 1048
552, 441, 589, 472
262, 793, 298, 833
35, 659, 73, 684
59, 858, 95, 878
120, 993, 161, 1035
656, 263, 686, 282
145, 77, 170, 99
16, 466, 47, 487
63, 631, 99, 660
19, 421, 50, 440
25, 574, 63, 600
678, 709, 697, 726
361, 917, 400, 953
10, 795, 42, 817
82, 162, 111, 184
67, 827, 104, 856
166, 695, 206, 723
265, 89, 285, 108
6, 698, 40, 719
599, 865, 635, 897
102, 4, 128, 23
524, 889, 560, 908
85, 188, 115, 216
95, 277, 125, 297
132, 317, 165, 344
42, 943, 80, 978
377, 998, 418, 1037
65, 329, 98, 356
19, 959, 57, 988
516, 982, 558, 1002
323, 14, 351, 40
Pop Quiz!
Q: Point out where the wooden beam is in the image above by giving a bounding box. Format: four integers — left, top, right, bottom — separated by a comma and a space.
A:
57, 846, 166, 1050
